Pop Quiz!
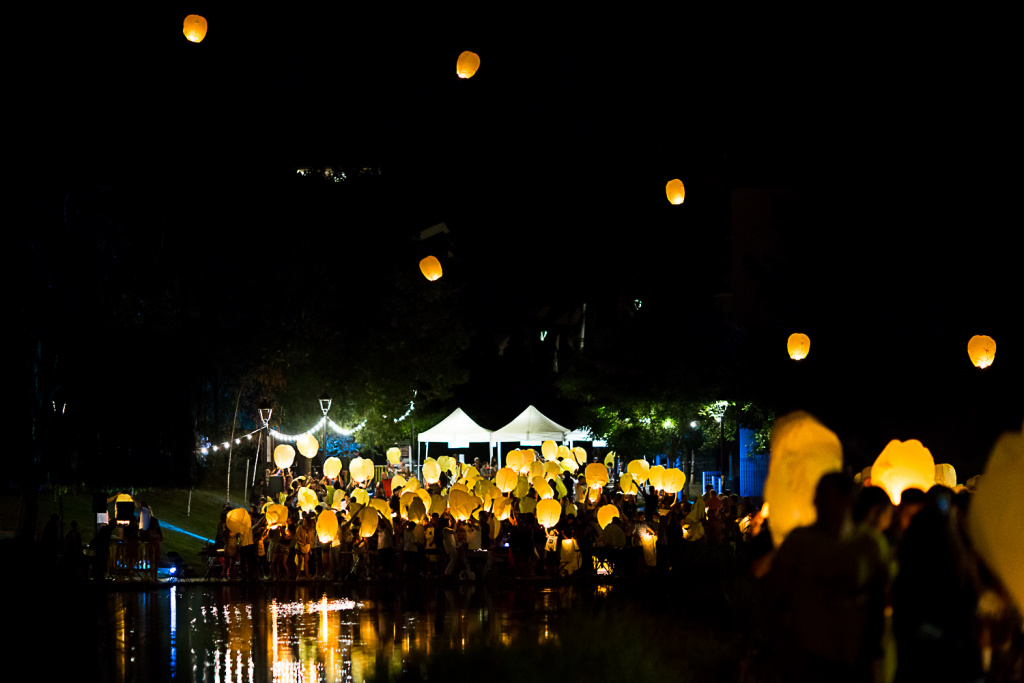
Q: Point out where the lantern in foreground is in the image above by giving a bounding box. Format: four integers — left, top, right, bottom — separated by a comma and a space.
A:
183, 15, 207, 43
662, 468, 687, 494
495, 468, 518, 494
350, 457, 375, 484
422, 459, 442, 485
419, 256, 443, 281
357, 507, 379, 538
665, 179, 685, 205
968, 427, 1024, 614
273, 444, 296, 469
456, 51, 480, 78
226, 508, 251, 534
871, 439, 935, 506
787, 333, 811, 361
597, 504, 620, 530
265, 504, 290, 527
536, 499, 561, 528
316, 510, 339, 543
648, 465, 666, 491
323, 457, 342, 480
627, 459, 650, 485
585, 463, 609, 489
762, 411, 843, 547
297, 487, 319, 513
934, 463, 957, 489
351, 488, 370, 506
620, 473, 639, 495
967, 335, 996, 368
297, 434, 319, 458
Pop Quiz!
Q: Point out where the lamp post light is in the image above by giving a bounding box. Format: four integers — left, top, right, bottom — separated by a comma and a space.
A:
319, 393, 332, 474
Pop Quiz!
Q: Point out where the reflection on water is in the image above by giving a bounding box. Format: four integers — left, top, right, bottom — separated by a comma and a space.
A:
96, 583, 601, 682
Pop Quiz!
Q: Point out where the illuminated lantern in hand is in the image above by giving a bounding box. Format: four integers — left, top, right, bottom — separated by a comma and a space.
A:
513, 476, 530, 499
183, 15, 208, 43
560, 457, 579, 474
536, 499, 562, 528
763, 411, 843, 547
391, 475, 407, 491
456, 51, 480, 78
274, 445, 296, 469
422, 459, 442, 485
543, 461, 562, 481
597, 504, 620, 530
572, 447, 588, 466
404, 477, 421, 493
787, 333, 811, 361
968, 335, 996, 368
620, 473, 639, 495
351, 488, 370, 507
265, 504, 290, 527
226, 508, 251, 534
297, 487, 319, 513
323, 457, 342, 480
587, 487, 602, 504
408, 497, 427, 523
449, 488, 480, 521
419, 256, 443, 281
871, 439, 936, 505
505, 450, 525, 473
357, 507, 379, 538
492, 496, 512, 521
585, 463, 609, 490
316, 510, 339, 543
495, 468, 519, 494
648, 465, 666, 491
387, 447, 402, 465
934, 463, 957, 489
297, 434, 319, 458
666, 179, 685, 205
627, 459, 650, 485
968, 426, 1024, 614
532, 476, 553, 499
663, 468, 687, 494
541, 440, 558, 460
350, 457, 376, 484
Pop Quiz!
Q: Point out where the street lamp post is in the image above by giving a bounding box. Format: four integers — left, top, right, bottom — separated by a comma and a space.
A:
319, 392, 332, 474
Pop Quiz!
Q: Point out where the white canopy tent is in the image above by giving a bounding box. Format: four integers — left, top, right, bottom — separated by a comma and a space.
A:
416, 408, 494, 472
490, 405, 571, 467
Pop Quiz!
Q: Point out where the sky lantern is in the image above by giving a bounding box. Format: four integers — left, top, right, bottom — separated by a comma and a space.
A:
934, 463, 957, 489
560, 457, 579, 474
408, 497, 427, 523
541, 440, 558, 461
787, 333, 811, 361
419, 256, 443, 281
505, 450, 524, 473
665, 179, 685, 205
316, 510, 339, 543
391, 475, 407, 491
404, 477, 421, 493
648, 465, 667, 491
357, 507, 379, 538
585, 463, 609, 489
297, 487, 319, 513
351, 488, 370, 507
967, 335, 996, 368
265, 504, 290, 527
597, 504, 620, 530
456, 51, 480, 78
422, 458, 442, 485
968, 426, 1024, 615
543, 461, 562, 481
603, 451, 616, 468
532, 476, 554, 499
527, 460, 544, 481
627, 459, 650, 485
226, 508, 251, 534
871, 439, 936, 505
387, 447, 402, 465
183, 15, 208, 43
495, 467, 519, 494
449, 489, 481, 521
572, 446, 588, 466
662, 468, 687, 494
492, 496, 512, 521
296, 434, 319, 458
536, 499, 562, 528
350, 457, 375, 485
273, 444, 295, 469
323, 457, 342, 480
620, 473, 639, 495
762, 411, 844, 547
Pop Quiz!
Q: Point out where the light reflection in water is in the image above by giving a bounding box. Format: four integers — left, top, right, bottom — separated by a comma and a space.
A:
97, 583, 617, 681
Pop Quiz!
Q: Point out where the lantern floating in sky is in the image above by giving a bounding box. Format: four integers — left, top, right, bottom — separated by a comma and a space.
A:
419, 256, 443, 281
297, 434, 319, 458
273, 444, 295, 470
350, 457, 375, 484
648, 465, 667, 492
762, 411, 843, 547
967, 335, 996, 368
968, 425, 1024, 615
666, 179, 685, 205
456, 51, 480, 78
787, 333, 811, 361
183, 15, 207, 43
871, 439, 936, 506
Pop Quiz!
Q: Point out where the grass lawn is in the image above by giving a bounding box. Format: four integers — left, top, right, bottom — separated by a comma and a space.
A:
0, 487, 241, 574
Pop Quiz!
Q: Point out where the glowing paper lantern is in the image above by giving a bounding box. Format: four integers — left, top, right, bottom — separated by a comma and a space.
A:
603, 451, 616, 468
422, 459, 442, 485
183, 15, 208, 43
543, 461, 562, 481
495, 468, 519, 494
560, 458, 579, 474
437, 456, 454, 473
554, 478, 568, 499
639, 526, 658, 566
762, 411, 843, 547
449, 488, 480, 521
492, 496, 512, 521
387, 447, 401, 465
587, 487, 602, 504
934, 463, 957, 489
871, 439, 936, 506
370, 498, 392, 524
662, 468, 687, 494
561, 538, 581, 574
665, 179, 685, 205
323, 457, 342, 480
536, 499, 561, 528
429, 493, 446, 517
648, 465, 666, 491
265, 504, 290, 527
597, 504, 620, 530
350, 457, 375, 484
316, 510, 339, 543
419, 256, 443, 281
572, 447, 588, 466
391, 475, 407, 491
585, 463, 609, 489
620, 474, 639, 495
274, 445, 296, 469
627, 459, 650, 485
967, 335, 996, 368
400, 491, 416, 519
226, 508, 251, 534
527, 461, 544, 482
505, 450, 525, 473
456, 51, 480, 78
968, 427, 1024, 614
297, 487, 319, 513
513, 476, 530, 499
404, 477, 421, 493
351, 488, 370, 507
297, 434, 319, 458
787, 333, 811, 361
408, 497, 426, 523
116, 493, 133, 504
357, 507, 379, 538
532, 476, 553, 499
541, 440, 558, 461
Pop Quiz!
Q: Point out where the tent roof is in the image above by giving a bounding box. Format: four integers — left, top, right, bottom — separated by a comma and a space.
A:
418, 408, 493, 444
491, 405, 570, 443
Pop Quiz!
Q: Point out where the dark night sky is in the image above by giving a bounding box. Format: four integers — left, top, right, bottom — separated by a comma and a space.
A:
17, 7, 1022, 476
